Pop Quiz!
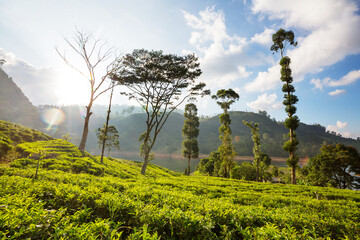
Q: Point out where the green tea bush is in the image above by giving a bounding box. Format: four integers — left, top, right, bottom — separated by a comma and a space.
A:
0, 128, 359, 239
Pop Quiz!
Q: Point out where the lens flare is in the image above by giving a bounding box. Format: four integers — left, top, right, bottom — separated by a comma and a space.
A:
41, 108, 65, 132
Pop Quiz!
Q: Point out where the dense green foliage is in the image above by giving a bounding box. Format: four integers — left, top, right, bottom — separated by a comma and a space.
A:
1, 123, 360, 239
182, 103, 200, 175
196, 151, 222, 176
0, 120, 53, 161
271, 28, 299, 184
304, 144, 360, 189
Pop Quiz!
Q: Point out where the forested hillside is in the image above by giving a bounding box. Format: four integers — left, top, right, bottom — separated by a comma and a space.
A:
0, 68, 41, 128
107, 110, 360, 158
9, 105, 358, 158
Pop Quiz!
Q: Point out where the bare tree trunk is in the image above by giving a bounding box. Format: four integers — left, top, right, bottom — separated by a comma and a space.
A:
100, 84, 114, 163
291, 165, 296, 184
289, 128, 296, 184
187, 157, 191, 175
141, 155, 149, 175
79, 105, 92, 153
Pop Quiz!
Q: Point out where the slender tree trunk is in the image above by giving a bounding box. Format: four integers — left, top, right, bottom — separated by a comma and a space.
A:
141, 154, 149, 175
256, 163, 259, 182
289, 128, 296, 184
291, 165, 296, 184
35, 157, 40, 180
187, 157, 191, 175
100, 84, 114, 163
79, 104, 92, 153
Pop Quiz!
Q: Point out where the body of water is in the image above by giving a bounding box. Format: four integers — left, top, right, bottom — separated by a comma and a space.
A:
109, 152, 289, 173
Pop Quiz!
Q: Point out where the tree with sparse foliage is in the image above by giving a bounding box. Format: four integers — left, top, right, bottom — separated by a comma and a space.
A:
96, 125, 120, 157
62, 133, 72, 142
212, 89, 239, 178
305, 144, 360, 189
243, 121, 271, 182
182, 103, 199, 175
99, 81, 115, 163
56, 29, 119, 153
110, 49, 209, 175
271, 28, 299, 184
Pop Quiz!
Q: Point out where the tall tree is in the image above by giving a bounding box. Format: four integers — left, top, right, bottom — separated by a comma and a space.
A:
96, 125, 120, 157
182, 103, 199, 175
271, 28, 299, 184
56, 29, 119, 153
110, 49, 209, 175
212, 89, 239, 178
243, 121, 272, 182
306, 144, 360, 189
99, 81, 115, 163
243, 121, 261, 181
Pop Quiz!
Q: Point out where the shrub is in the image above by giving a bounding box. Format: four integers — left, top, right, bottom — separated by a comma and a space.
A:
230, 162, 256, 180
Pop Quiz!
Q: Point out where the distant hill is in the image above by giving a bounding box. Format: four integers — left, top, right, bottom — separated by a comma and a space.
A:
110, 111, 360, 158
0, 67, 41, 128
33, 106, 360, 158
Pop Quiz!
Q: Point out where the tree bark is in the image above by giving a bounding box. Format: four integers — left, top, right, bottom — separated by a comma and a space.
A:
141, 155, 149, 175
291, 165, 296, 184
78, 105, 92, 153
187, 157, 191, 175
100, 84, 114, 163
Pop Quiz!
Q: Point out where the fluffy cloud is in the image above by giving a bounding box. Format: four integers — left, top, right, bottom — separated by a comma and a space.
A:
0, 48, 60, 105
182, 7, 254, 88
250, 28, 275, 46
328, 89, 346, 96
245, 64, 279, 92
329, 69, 360, 87
248, 0, 360, 92
246, 93, 282, 111
327, 120, 350, 136
310, 69, 360, 92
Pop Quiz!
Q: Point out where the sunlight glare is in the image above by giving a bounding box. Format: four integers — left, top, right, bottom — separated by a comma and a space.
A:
41, 108, 65, 132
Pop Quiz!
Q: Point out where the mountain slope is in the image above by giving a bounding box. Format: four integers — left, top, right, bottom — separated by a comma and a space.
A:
0, 68, 41, 128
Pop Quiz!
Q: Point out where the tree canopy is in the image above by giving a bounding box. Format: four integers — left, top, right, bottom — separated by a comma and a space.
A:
182, 103, 200, 175
305, 144, 360, 189
110, 49, 209, 175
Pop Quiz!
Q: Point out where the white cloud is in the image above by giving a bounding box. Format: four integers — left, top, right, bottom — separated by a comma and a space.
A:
336, 121, 347, 129
327, 120, 353, 137
328, 89, 346, 96
182, 7, 254, 89
248, 0, 360, 92
310, 77, 330, 91
0, 48, 60, 105
328, 69, 360, 87
250, 28, 275, 46
245, 65, 280, 92
311, 69, 360, 92
246, 93, 282, 111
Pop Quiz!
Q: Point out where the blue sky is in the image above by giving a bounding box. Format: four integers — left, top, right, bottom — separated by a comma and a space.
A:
0, 0, 359, 138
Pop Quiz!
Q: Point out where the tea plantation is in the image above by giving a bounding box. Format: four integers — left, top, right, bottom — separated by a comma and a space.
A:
0, 121, 359, 239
